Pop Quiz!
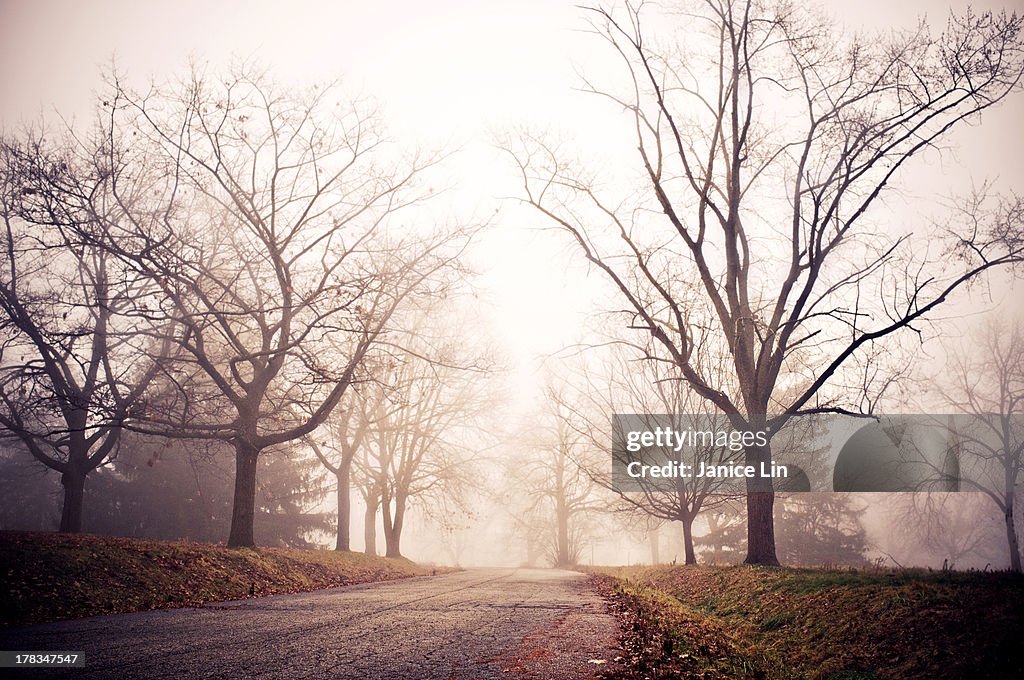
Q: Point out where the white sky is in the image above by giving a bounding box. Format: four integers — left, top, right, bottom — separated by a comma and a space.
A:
1, 0, 1022, 410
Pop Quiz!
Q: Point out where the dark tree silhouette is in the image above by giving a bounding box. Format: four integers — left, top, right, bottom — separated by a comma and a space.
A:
85, 433, 331, 547
0, 136, 166, 532
775, 494, 869, 566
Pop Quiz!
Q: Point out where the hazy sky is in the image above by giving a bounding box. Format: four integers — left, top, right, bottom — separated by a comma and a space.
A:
1, 0, 1022, 406
2, 0, 1022, 565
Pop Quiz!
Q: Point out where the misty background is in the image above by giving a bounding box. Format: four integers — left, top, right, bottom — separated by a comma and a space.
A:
1, 0, 1022, 571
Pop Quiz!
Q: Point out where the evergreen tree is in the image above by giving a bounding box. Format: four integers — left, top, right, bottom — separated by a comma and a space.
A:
775, 494, 870, 567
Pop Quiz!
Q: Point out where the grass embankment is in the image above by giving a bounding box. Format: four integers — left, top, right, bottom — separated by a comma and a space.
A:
592, 564, 1024, 680
0, 531, 437, 628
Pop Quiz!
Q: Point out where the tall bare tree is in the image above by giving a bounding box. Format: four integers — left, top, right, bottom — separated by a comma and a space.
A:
0, 135, 164, 532
509, 1, 1024, 563
82, 68, 470, 547
306, 350, 414, 554
356, 444, 386, 556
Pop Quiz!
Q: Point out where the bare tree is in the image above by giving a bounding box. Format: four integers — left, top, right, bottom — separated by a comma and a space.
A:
360, 341, 484, 559
355, 447, 386, 556
508, 2, 1024, 563
941, 318, 1024, 571
0, 135, 165, 532
305, 398, 372, 551
309, 300, 491, 555
567, 345, 740, 564
83, 67, 471, 547
888, 492, 1005, 569
512, 386, 604, 567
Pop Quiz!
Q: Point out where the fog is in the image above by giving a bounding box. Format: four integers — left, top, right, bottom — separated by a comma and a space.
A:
1, 0, 1023, 572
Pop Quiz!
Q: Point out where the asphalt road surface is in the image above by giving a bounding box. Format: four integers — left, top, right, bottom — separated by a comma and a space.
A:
0, 568, 622, 679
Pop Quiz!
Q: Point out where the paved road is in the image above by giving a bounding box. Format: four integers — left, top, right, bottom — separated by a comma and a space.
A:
0, 568, 621, 679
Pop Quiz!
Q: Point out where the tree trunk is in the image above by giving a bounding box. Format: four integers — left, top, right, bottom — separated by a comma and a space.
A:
1006, 498, 1022, 573
364, 487, 378, 556
335, 462, 351, 552
59, 469, 86, 533
227, 441, 260, 548
744, 443, 780, 565
556, 504, 570, 566
650, 526, 660, 565
384, 526, 401, 558
682, 517, 696, 565
385, 493, 405, 558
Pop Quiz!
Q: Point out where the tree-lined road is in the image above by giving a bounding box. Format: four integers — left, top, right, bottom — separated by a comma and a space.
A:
0, 569, 620, 679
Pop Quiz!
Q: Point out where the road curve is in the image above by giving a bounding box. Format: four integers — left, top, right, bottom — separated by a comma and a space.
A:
0, 568, 621, 679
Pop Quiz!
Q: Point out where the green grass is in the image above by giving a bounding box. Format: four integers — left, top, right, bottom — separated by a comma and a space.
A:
592, 564, 1024, 679
0, 531, 441, 627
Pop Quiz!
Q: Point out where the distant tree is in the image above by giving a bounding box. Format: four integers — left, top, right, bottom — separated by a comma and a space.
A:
888, 492, 1006, 569
501, 466, 558, 567
939, 318, 1024, 572
306, 397, 373, 552
0, 444, 61, 531
438, 521, 476, 567
355, 448, 386, 556
513, 387, 604, 567
358, 339, 484, 559
695, 504, 746, 564
641, 516, 663, 565
569, 345, 741, 565
509, 0, 1024, 565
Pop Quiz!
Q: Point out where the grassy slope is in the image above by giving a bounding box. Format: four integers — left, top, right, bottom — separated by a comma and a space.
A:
0, 531, 437, 628
593, 565, 1024, 680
